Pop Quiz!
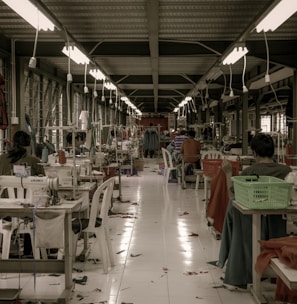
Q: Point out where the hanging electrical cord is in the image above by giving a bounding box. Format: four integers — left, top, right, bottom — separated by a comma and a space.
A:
264, 31, 270, 83
28, 15, 39, 69
64, 27, 72, 126
101, 79, 105, 102
84, 63, 88, 93
109, 89, 112, 105
92, 78, 97, 121
192, 97, 197, 113
263, 31, 285, 128
263, 31, 286, 162
242, 55, 248, 93
189, 98, 195, 112
221, 73, 227, 98
229, 65, 234, 97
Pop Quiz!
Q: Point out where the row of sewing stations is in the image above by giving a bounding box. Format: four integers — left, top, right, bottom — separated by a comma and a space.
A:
180, 146, 297, 304
0, 126, 142, 303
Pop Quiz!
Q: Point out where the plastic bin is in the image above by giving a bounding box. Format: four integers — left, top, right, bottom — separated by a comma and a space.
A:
232, 175, 292, 209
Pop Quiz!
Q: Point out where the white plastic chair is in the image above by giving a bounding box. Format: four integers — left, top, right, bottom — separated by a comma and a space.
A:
72, 177, 115, 273
161, 148, 177, 184
200, 150, 223, 201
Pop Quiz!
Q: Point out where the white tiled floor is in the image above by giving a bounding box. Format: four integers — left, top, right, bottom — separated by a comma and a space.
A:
0, 158, 257, 303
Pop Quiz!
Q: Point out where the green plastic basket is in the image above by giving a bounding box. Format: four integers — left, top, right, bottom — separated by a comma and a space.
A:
232, 176, 292, 209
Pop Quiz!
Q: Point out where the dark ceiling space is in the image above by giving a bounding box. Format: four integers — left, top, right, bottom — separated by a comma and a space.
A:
0, 0, 297, 114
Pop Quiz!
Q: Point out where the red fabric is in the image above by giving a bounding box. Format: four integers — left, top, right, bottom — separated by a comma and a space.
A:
206, 168, 229, 233
255, 236, 297, 303
275, 276, 297, 303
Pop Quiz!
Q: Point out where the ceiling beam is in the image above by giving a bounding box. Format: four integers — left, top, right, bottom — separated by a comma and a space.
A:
146, 0, 159, 113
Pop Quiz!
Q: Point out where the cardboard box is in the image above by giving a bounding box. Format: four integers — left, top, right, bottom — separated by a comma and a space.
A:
133, 159, 144, 171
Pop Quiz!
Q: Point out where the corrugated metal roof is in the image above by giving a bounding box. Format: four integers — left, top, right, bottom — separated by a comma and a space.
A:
0, 0, 296, 113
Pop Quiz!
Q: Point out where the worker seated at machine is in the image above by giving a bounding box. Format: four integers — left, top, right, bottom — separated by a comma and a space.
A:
180, 130, 201, 174
218, 133, 292, 290
66, 131, 88, 155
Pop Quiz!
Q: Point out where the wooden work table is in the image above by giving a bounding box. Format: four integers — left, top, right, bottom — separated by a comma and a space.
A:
233, 201, 297, 303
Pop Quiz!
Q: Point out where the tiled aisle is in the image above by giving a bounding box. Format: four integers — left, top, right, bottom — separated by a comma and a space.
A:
0, 158, 257, 304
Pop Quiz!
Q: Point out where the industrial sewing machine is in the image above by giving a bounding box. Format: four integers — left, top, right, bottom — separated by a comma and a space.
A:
43, 163, 81, 187
0, 175, 59, 206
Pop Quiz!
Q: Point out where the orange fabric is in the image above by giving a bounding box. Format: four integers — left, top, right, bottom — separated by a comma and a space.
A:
255, 236, 297, 276
181, 139, 201, 163
255, 236, 297, 303
206, 168, 229, 233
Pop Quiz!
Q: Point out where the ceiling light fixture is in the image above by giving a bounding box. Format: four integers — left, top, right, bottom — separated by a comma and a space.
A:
89, 69, 106, 81
62, 44, 90, 65
256, 0, 297, 33
222, 44, 249, 65
104, 81, 116, 91
3, 0, 55, 31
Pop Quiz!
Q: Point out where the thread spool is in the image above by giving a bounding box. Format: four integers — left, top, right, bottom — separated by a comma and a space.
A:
41, 147, 48, 163
58, 150, 66, 165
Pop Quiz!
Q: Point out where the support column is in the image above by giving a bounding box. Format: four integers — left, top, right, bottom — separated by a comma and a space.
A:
293, 71, 297, 166
242, 92, 248, 155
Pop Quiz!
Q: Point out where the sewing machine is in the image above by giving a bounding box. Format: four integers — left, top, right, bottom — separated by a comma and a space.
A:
43, 163, 81, 187
0, 175, 59, 206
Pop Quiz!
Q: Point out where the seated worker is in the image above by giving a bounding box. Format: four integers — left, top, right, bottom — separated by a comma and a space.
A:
0, 130, 45, 176
171, 129, 188, 162
0, 130, 45, 257
218, 133, 291, 290
181, 130, 201, 170
66, 131, 87, 155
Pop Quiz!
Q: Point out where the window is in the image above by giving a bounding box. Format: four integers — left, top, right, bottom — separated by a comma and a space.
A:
260, 115, 271, 132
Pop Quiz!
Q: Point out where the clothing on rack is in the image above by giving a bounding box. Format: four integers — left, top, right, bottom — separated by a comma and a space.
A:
143, 125, 159, 158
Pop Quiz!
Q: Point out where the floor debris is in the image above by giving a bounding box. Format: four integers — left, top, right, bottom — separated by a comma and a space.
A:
73, 275, 88, 285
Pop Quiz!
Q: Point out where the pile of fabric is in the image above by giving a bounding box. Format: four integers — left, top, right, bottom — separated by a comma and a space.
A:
255, 235, 297, 303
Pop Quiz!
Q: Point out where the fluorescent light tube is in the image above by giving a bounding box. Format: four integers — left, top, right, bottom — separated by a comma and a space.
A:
222, 46, 249, 65
104, 81, 116, 91
89, 69, 106, 80
3, 0, 55, 31
62, 45, 90, 65
256, 0, 297, 32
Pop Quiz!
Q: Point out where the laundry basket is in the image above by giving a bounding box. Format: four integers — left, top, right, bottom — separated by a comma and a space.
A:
232, 175, 292, 209
202, 159, 240, 178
